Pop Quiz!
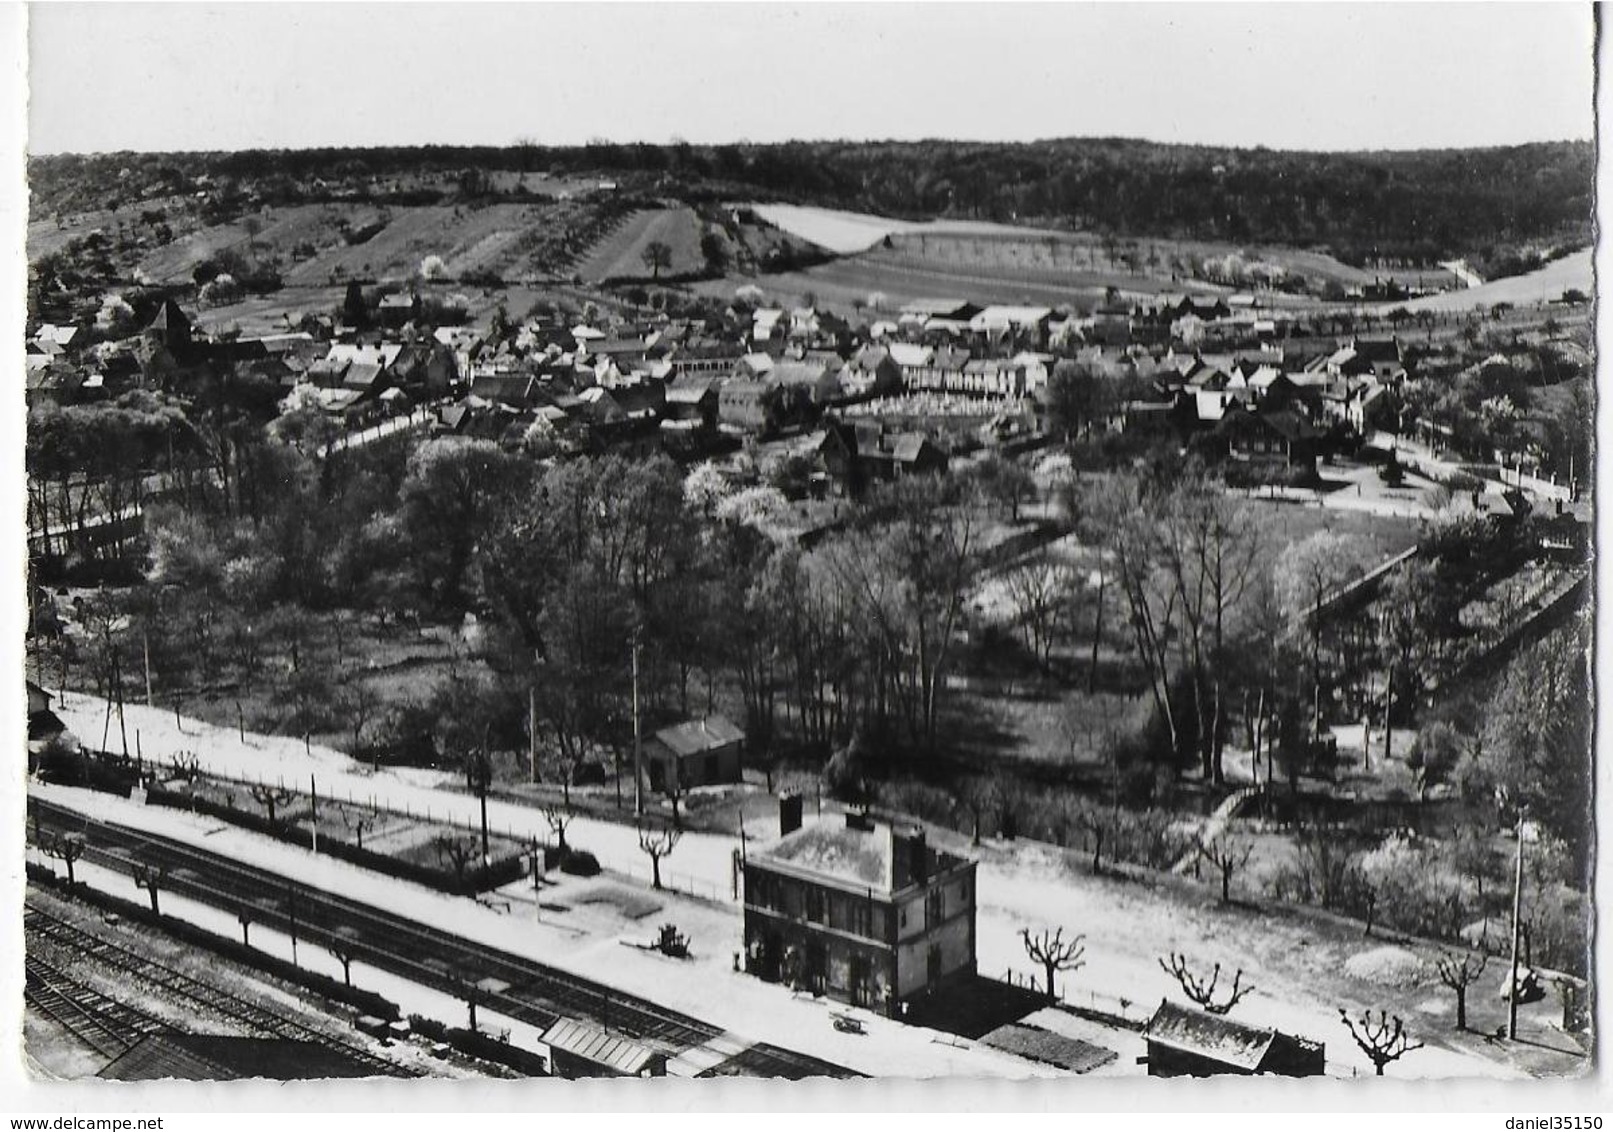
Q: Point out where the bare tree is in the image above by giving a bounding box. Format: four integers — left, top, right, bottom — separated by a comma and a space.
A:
637, 822, 681, 890
1197, 833, 1254, 903
338, 678, 380, 757
170, 752, 202, 785
339, 805, 377, 850
1158, 952, 1255, 1015
1435, 950, 1488, 1031
132, 862, 167, 915
249, 782, 295, 826
328, 938, 360, 987
433, 833, 477, 886
1002, 554, 1074, 670
1338, 1008, 1425, 1076
41, 832, 85, 887
1020, 926, 1087, 1002
543, 801, 575, 854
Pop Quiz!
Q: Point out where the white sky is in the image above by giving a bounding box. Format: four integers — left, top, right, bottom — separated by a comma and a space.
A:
25, 2, 1596, 155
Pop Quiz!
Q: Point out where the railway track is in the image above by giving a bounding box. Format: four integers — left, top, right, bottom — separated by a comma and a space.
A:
29, 797, 856, 1077
24, 904, 413, 1078
24, 953, 169, 1059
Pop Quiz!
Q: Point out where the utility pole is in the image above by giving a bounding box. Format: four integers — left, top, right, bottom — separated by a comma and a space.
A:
632, 629, 643, 818
528, 684, 538, 786
1508, 816, 1526, 1040
310, 774, 318, 856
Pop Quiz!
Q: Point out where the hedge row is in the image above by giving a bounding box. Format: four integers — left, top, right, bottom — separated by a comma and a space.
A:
145, 785, 526, 896
26, 864, 401, 1022
407, 1014, 549, 1076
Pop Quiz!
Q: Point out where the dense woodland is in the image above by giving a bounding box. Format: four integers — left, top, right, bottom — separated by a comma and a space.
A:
29, 137, 1593, 270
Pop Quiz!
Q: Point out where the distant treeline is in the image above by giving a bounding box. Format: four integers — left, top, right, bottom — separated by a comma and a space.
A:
30, 137, 1593, 266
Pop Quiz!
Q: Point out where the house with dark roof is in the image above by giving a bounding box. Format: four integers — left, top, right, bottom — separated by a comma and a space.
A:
663, 373, 721, 430
1214, 404, 1321, 468
839, 346, 903, 398
816, 420, 948, 499
768, 359, 841, 405
643, 714, 745, 793
1143, 1001, 1324, 1077
743, 803, 978, 1017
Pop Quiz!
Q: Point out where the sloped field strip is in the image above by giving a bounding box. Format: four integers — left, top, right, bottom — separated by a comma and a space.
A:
137, 204, 383, 284
1402, 247, 1593, 313
284, 204, 525, 285
572, 207, 706, 282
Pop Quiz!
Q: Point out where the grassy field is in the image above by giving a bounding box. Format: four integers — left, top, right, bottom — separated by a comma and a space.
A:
571, 206, 707, 282
190, 284, 348, 335
26, 193, 197, 260
137, 203, 384, 285
1402, 248, 1592, 313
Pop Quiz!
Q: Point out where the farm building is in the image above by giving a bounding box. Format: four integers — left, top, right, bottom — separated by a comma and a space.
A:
718, 379, 774, 435
743, 803, 978, 1018
1142, 1001, 1325, 1077
643, 714, 745, 793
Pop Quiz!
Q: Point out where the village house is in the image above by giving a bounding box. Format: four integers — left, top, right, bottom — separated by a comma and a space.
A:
743, 802, 978, 1018
662, 373, 721, 431
816, 419, 949, 498
838, 345, 903, 398
718, 378, 775, 435
969, 305, 1053, 349
766, 359, 841, 405
1213, 404, 1321, 469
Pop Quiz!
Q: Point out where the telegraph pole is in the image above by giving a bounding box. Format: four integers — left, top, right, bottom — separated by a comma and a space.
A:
1508, 816, 1526, 1040
632, 630, 643, 818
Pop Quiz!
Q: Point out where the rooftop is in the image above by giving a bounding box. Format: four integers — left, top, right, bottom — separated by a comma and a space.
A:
753, 814, 971, 895
652, 714, 745, 757
1145, 1001, 1321, 1072
540, 1018, 661, 1076
756, 820, 891, 889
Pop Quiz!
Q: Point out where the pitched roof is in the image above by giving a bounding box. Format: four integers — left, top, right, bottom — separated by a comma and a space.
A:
652, 714, 745, 757
341, 361, 385, 390
665, 374, 717, 403
541, 1018, 661, 1075
980, 1023, 1117, 1074
1145, 1002, 1277, 1071
888, 343, 933, 369
769, 360, 834, 387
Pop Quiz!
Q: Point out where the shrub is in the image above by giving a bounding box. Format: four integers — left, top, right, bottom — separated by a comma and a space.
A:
559, 849, 600, 877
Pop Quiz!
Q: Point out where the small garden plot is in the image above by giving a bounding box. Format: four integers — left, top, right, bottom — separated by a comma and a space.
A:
147, 771, 529, 895
567, 883, 664, 921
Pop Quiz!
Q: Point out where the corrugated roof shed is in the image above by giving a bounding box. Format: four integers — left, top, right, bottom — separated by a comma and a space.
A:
1145, 1002, 1274, 1071
541, 1018, 660, 1075
980, 1022, 1117, 1074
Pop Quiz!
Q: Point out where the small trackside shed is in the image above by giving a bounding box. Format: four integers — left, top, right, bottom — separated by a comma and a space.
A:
541, 1018, 666, 1079
1143, 1001, 1325, 1077
644, 714, 745, 793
